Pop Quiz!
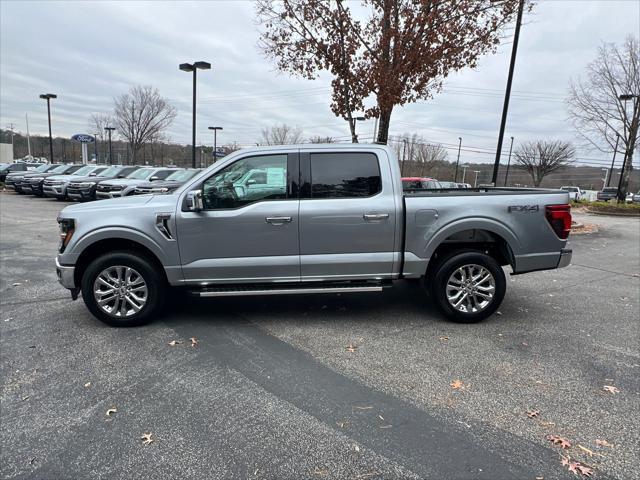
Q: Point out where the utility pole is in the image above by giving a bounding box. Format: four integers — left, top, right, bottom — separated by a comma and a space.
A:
25, 113, 32, 160
208, 126, 223, 164
461, 164, 469, 184
607, 134, 620, 187
504, 136, 515, 186
93, 133, 99, 163
473, 170, 481, 188
6, 123, 15, 147
105, 127, 115, 165
454, 137, 462, 182
491, 0, 525, 185
401, 138, 408, 175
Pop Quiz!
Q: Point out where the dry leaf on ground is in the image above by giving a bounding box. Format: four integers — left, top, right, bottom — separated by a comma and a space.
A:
346, 343, 358, 352
84, 382, 91, 388
190, 337, 198, 348
547, 434, 571, 449
312, 467, 329, 476
561, 455, 593, 477
450, 379, 465, 390
595, 439, 613, 448
168, 340, 181, 346
603, 385, 619, 394
526, 409, 539, 418
106, 408, 117, 416
141, 432, 153, 445
439, 336, 449, 341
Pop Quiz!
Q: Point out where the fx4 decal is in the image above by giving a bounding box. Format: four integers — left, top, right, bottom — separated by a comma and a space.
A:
508, 205, 539, 213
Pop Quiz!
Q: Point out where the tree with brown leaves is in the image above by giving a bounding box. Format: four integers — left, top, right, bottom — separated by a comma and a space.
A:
257, 0, 523, 144
514, 140, 575, 187
567, 36, 639, 201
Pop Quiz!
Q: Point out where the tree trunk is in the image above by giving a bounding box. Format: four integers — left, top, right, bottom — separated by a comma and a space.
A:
617, 100, 638, 201
376, 107, 393, 144
349, 118, 358, 143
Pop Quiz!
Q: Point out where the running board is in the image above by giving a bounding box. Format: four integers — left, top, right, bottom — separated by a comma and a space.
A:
191, 283, 385, 298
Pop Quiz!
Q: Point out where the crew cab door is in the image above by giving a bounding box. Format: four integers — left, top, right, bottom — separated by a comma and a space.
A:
176, 152, 300, 283
298, 150, 397, 280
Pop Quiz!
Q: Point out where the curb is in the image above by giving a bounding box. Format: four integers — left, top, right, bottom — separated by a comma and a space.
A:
585, 208, 640, 217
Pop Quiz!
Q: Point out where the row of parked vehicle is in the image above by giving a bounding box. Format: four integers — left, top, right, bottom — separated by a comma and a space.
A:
2, 163, 201, 201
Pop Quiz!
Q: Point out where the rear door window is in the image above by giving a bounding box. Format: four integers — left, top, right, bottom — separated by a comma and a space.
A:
309, 152, 381, 199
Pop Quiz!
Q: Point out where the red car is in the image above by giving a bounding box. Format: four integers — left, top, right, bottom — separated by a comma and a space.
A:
401, 177, 442, 190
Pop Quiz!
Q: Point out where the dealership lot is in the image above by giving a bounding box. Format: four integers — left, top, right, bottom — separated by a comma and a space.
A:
1, 192, 638, 479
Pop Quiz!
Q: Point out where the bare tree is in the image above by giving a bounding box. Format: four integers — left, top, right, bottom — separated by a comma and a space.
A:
113, 85, 177, 163
308, 136, 335, 143
514, 140, 575, 187
393, 133, 448, 175
257, 0, 523, 144
222, 142, 242, 154
87, 113, 115, 142
260, 124, 303, 145
567, 36, 639, 200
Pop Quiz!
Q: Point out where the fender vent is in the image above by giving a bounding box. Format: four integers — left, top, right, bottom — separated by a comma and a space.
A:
155, 213, 174, 240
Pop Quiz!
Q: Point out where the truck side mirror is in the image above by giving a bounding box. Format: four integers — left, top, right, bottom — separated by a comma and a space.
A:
186, 190, 204, 212
149, 176, 160, 182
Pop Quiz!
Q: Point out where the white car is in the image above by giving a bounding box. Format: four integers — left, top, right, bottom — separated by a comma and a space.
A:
561, 186, 582, 201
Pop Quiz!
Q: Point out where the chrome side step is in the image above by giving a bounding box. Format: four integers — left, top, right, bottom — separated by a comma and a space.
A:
192, 284, 384, 298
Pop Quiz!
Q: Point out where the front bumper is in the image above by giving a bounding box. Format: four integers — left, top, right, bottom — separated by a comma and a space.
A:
67, 187, 95, 201
43, 185, 67, 198
96, 190, 124, 199
20, 183, 32, 193
557, 248, 572, 269
56, 257, 76, 289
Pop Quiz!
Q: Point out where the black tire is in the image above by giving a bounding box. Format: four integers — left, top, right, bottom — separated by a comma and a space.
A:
81, 251, 166, 327
429, 251, 506, 323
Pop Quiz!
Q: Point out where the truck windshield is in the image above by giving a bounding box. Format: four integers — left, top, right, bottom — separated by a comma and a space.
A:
72, 165, 96, 176
166, 169, 199, 182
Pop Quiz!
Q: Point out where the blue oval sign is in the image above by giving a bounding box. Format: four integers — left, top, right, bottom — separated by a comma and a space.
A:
72, 134, 95, 143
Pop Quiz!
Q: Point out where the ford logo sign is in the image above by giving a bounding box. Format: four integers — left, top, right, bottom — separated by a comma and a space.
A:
72, 134, 95, 143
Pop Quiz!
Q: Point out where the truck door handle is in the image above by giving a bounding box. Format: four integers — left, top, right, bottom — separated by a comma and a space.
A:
363, 213, 389, 221
265, 216, 292, 224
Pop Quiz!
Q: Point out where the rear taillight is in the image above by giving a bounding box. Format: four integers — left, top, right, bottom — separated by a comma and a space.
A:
545, 204, 571, 239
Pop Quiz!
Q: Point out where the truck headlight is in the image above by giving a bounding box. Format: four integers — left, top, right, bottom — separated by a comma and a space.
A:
57, 217, 75, 253
151, 187, 170, 193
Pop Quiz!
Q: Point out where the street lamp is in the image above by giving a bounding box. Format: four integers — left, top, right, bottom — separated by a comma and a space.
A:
454, 137, 462, 182
504, 136, 515, 186
104, 127, 115, 165
473, 170, 481, 188
180, 61, 212, 168
39, 93, 57, 162
208, 126, 223, 164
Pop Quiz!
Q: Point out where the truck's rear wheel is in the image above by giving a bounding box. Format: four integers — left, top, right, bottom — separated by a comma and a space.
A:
81, 251, 165, 327
430, 251, 505, 323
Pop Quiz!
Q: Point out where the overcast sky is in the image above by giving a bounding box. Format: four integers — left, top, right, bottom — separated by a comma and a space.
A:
1, 0, 638, 166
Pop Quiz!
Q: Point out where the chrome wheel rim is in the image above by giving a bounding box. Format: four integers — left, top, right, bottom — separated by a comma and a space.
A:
93, 266, 148, 318
446, 264, 495, 313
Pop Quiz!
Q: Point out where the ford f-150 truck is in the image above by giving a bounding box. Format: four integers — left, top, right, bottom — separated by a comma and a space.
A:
55, 144, 572, 327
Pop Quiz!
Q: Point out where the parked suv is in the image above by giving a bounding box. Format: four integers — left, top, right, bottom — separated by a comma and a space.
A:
43, 165, 108, 200
596, 187, 618, 202
67, 165, 141, 202
0, 163, 43, 182
401, 177, 442, 190
23, 164, 84, 196
95, 167, 181, 199
8, 164, 62, 193
133, 169, 201, 195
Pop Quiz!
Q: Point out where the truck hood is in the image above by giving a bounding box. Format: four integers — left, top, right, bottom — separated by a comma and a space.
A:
99, 178, 148, 187
60, 193, 176, 216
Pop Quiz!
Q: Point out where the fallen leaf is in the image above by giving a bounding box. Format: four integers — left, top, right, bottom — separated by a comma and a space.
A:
190, 337, 198, 348
495, 311, 503, 315
312, 467, 329, 476
450, 379, 465, 390
84, 382, 91, 388
346, 343, 358, 352
378, 414, 384, 421
603, 385, 619, 394
439, 336, 449, 341
526, 409, 539, 418
141, 432, 153, 445
106, 408, 117, 416
547, 434, 571, 449
168, 340, 181, 346
561, 456, 593, 477
352, 443, 360, 452
577, 444, 595, 457
595, 439, 613, 448
539, 421, 556, 427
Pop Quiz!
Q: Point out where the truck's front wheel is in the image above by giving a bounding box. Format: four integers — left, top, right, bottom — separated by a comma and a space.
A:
81, 251, 165, 327
430, 251, 506, 323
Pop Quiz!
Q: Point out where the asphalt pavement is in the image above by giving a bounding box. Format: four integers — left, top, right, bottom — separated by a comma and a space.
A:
1, 191, 638, 480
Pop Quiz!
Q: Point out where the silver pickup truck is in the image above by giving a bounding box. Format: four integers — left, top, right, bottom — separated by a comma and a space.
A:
55, 144, 572, 327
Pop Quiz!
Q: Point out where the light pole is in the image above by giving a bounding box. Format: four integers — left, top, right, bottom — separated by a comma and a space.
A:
105, 127, 115, 165
39, 93, 57, 162
93, 133, 100, 163
461, 164, 469, 184
208, 126, 223, 164
491, 0, 525, 185
473, 170, 481, 188
353, 116, 365, 143
180, 61, 212, 168
401, 138, 408, 175
617, 93, 639, 201
504, 136, 515, 186
454, 137, 462, 182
